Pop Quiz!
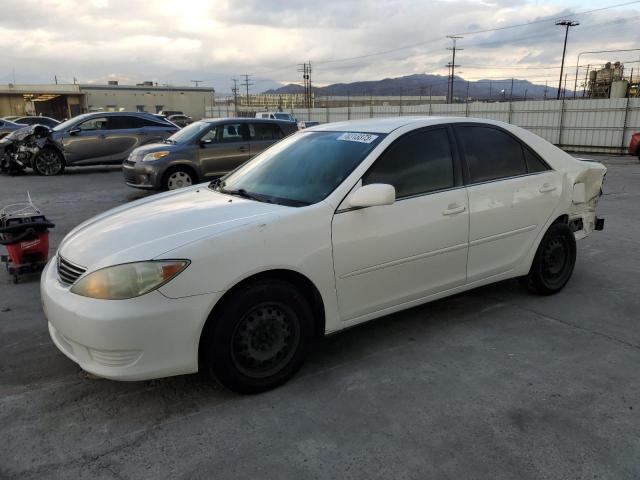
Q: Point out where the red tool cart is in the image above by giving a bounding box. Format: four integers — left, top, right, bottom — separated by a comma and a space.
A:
0, 195, 55, 284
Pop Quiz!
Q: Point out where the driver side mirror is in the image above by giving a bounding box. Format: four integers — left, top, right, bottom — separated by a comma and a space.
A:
348, 184, 395, 208
69, 127, 81, 135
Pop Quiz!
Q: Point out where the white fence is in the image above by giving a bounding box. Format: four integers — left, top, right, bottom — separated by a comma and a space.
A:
207, 98, 640, 154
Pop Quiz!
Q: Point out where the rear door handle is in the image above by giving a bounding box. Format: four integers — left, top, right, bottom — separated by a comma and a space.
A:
239, 146, 248, 152
442, 203, 466, 216
539, 183, 557, 193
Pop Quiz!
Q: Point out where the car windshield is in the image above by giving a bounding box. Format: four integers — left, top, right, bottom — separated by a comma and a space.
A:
210, 131, 385, 207
274, 113, 292, 121
166, 121, 211, 144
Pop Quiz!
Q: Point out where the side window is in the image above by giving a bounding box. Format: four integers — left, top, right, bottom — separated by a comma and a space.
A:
363, 128, 455, 198
219, 123, 248, 143
78, 117, 108, 131
523, 146, 549, 173
200, 126, 218, 143
108, 116, 138, 130
250, 123, 282, 141
456, 126, 527, 183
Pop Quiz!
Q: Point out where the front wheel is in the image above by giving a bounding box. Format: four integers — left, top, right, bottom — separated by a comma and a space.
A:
202, 279, 313, 394
33, 149, 65, 176
162, 166, 196, 191
522, 223, 577, 295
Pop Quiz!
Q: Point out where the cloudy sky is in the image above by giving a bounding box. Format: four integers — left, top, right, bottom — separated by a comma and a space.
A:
1, 0, 638, 93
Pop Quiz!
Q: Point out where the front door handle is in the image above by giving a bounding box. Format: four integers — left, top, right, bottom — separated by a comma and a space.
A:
239, 146, 248, 152
539, 183, 557, 193
442, 203, 466, 216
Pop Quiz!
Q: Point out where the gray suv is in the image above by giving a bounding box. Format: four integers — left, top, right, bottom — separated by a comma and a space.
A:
30, 112, 179, 175
123, 118, 298, 190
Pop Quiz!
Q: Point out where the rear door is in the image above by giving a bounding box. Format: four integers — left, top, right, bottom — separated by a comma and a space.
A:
331, 126, 469, 321
198, 122, 251, 176
249, 122, 284, 155
454, 124, 560, 282
104, 115, 144, 162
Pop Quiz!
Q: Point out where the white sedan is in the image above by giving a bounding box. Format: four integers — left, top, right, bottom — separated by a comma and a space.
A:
41, 117, 606, 393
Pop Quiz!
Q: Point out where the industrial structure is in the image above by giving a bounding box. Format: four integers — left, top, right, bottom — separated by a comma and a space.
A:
0, 82, 215, 120
587, 61, 639, 99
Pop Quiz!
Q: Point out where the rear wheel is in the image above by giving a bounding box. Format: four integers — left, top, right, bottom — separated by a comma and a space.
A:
33, 148, 64, 176
162, 166, 196, 191
523, 223, 576, 295
202, 279, 313, 394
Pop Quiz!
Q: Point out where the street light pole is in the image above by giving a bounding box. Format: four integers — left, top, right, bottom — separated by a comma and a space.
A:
556, 20, 579, 100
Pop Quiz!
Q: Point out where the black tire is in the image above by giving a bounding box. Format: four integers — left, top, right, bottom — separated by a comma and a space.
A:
202, 279, 313, 394
33, 148, 65, 176
522, 223, 576, 295
162, 166, 196, 191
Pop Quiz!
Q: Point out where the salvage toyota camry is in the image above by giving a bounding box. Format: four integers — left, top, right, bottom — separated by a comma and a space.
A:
42, 117, 606, 393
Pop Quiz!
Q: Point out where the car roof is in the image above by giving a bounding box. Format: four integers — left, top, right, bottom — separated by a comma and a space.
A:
200, 117, 295, 125
308, 116, 512, 133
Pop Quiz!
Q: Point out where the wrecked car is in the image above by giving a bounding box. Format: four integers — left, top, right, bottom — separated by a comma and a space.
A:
42, 117, 607, 393
0, 125, 61, 176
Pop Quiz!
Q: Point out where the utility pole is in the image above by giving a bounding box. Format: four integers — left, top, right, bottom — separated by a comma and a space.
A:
544, 80, 548, 99
489, 80, 492, 100
191, 80, 203, 87
446, 35, 463, 104
298, 62, 313, 108
510, 77, 514, 101
556, 20, 579, 100
231, 78, 239, 115
241, 74, 253, 109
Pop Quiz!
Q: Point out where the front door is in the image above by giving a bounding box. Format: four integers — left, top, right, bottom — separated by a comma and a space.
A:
199, 122, 251, 177
331, 127, 469, 321
62, 116, 112, 163
454, 125, 561, 282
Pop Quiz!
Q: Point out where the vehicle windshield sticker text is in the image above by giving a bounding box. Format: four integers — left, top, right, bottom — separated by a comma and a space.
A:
337, 132, 379, 144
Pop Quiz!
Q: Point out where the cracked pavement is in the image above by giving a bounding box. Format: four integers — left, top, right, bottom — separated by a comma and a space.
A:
1, 155, 639, 479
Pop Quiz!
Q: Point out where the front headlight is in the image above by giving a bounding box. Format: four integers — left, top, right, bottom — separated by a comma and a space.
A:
142, 151, 170, 162
70, 260, 189, 300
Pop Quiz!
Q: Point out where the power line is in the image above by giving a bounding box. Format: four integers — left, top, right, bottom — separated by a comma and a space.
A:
451, 0, 639, 36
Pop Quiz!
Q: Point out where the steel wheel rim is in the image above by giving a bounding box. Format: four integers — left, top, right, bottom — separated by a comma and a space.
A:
36, 151, 61, 175
167, 171, 192, 190
231, 302, 300, 378
542, 237, 568, 279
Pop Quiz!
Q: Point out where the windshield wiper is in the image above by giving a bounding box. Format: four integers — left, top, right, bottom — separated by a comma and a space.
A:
163, 138, 176, 144
220, 187, 272, 203
209, 178, 225, 190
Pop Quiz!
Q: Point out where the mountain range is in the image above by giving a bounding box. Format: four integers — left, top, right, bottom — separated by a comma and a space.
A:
263, 73, 569, 100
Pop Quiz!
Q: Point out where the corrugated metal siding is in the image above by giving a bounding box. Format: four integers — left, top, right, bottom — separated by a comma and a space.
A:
211, 98, 640, 153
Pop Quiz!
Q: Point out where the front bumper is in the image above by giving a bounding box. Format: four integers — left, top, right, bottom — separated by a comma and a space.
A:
41, 257, 222, 381
122, 160, 163, 190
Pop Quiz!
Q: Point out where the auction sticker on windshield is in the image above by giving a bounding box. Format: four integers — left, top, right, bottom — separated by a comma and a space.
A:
336, 132, 379, 144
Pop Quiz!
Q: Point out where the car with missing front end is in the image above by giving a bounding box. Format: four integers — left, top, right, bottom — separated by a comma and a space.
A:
122, 117, 298, 191
42, 116, 606, 394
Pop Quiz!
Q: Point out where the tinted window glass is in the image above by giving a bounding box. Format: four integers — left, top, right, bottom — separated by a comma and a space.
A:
523, 146, 549, 173
250, 123, 282, 141
457, 126, 527, 183
218, 123, 248, 143
364, 128, 454, 198
109, 116, 138, 130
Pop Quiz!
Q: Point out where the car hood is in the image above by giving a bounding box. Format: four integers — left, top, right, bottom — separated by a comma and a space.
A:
130, 142, 184, 159
58, 186, 288, 270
